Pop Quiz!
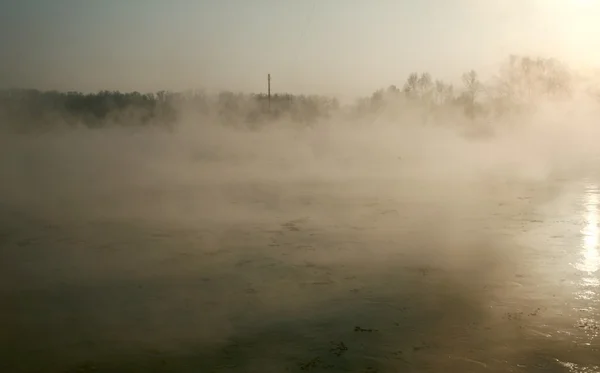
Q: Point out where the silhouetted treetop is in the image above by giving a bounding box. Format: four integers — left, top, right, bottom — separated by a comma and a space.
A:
0, 55, 591, 132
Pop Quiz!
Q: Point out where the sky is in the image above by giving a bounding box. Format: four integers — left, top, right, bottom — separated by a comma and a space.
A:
1, 0, 600, 98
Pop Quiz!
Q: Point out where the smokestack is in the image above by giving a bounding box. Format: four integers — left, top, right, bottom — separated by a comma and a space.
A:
268, 73, 271, 111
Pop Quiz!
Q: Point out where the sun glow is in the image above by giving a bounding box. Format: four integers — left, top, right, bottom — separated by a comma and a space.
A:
574, 184, 600, 302
573, 0, 595, 7
530, 0, 600, 67
579, 187, 600, 274
552, 0, 600, 17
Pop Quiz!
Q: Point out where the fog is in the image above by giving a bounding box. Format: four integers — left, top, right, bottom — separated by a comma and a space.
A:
2, 58, 600, 372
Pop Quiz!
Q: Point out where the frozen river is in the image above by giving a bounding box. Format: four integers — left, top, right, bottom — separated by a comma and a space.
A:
1, 175, 599, 372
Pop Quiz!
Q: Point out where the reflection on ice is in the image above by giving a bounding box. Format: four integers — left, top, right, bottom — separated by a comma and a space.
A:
576, 185, 600, 293
557, 359, 600, 373
574, 184, 600, 346
578, 184, 600, 275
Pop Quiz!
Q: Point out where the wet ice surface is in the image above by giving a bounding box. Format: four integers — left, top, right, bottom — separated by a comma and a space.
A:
1, 176, 599, 372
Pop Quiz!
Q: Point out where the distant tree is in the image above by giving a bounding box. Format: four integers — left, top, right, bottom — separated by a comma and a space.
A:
459, 70, 482, 118
403, 73, 419, 99
418, 73, 434, 99
387, 85, 400, 95
0, 54, 586, 132
434, 80, 454, 106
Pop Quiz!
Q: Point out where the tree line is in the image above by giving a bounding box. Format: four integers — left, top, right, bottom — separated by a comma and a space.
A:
0, 55, 583, 132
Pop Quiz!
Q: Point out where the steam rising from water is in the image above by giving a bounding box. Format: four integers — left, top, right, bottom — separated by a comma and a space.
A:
3, 71, 600, 372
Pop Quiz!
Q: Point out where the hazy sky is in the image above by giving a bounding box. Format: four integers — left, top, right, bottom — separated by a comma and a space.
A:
1, 0, 599, 98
